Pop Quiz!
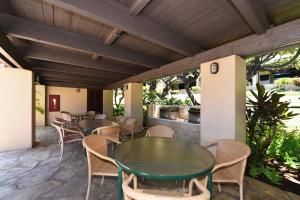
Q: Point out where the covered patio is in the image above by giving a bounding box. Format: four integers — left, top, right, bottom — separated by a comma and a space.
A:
0, 0, 300, 199
0, 127, 298, 200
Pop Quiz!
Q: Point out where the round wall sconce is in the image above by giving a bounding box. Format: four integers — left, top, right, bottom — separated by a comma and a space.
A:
76, 88, 80, 93
210, 62, 219, 74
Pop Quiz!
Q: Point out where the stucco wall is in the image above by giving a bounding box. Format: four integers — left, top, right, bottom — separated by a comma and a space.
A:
46, 86, 87, 125
124, 83, 143, 132
200, 55, 246, 144
36, 85, 46, 126
0, 68, 34, 152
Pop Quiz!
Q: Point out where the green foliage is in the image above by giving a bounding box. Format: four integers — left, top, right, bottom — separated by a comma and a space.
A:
35, 106, 44, 114
143, 90, 158, 105
268, 127, 300, 169
246, 83, 298, 184
183, 98, 193, 106
249, 164, 283, 185
275, 77, 300, 87
159, 97, 183, 105
113, 105, 124, 117
35, 98, 44, 114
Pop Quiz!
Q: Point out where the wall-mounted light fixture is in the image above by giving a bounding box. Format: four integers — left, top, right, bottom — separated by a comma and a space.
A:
210, 62, 219, 74
76, 88, 80, 93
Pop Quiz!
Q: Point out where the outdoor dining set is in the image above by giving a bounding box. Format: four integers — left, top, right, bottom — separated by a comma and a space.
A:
51, 111, 250, 200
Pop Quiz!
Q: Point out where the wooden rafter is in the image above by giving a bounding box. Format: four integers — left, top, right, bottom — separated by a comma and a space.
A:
29, 60, 126, 80
106, 18, 300, 89
41, 76, 109, 85
43, 80, 104, 89
43, 0, 200, 56
230, 0, 269, 34
35, 70, 116, 82
0, 14, 165, 68
92, 0, 151, 60
21, 45, 145, 75
0, 32, 29, 69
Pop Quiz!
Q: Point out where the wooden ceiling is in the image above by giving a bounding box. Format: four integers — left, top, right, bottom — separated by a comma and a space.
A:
0, 0, 300, 89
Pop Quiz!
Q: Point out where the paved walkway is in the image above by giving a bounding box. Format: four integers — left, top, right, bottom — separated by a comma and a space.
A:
0, 127, 299, 200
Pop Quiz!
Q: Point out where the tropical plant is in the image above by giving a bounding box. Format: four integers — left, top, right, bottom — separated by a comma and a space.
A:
246, 83, 297, 183
268, 126, 300, 169
113, 104, 124, 117
246, 47, 300, 77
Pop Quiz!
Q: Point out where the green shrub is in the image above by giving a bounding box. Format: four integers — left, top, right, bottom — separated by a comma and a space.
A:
275, 78, 294, 86
249, 164, 283, 185
246, 83, 297, 184
268, 127, 300, 169
113, 105, 124, 116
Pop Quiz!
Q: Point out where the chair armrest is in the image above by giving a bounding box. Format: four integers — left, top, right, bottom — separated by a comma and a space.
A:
212, 156, 248, 172
62, 127, 85, 138
107, 137, 121, 145
203, 141, 218, 148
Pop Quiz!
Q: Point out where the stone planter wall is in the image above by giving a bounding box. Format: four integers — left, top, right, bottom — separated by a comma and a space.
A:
148, 117, 200, 143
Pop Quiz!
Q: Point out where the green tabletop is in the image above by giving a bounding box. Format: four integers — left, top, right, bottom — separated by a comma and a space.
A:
78, 119, 119, 134
115, 137, 215, 200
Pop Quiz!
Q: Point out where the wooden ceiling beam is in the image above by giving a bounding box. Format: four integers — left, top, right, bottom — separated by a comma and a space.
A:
92, 0, 151, 60
40, 76, 109, 85
34, 69, 117, 82
0, 14, 165, 68
43, 80, 104, 89
43, 0, 200, 56
0, 32, 29, 69
230, 0, 269, 34
129, 0, 152, 16
29, 60, 126, 80
20, 45, 145, 75
106, 18, 300, 89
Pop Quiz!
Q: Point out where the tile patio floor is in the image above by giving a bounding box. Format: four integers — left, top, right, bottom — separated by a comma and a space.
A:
0, 126, 299, 200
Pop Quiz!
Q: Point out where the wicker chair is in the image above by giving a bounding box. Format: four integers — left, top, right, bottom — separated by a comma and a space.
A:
91, 126, 120, 143
146, 125, 175, 138
83, 134, 121, 200
204, 139, 251, 200
51, 122, 85, 162
114, 116, 127, 128
120, 118, 137, 139
95, 114, 107, 120
53, 117, 82, 134
123, 174, 210, 200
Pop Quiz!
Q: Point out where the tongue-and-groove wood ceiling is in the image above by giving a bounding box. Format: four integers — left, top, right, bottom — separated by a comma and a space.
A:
0, 0, 300, 89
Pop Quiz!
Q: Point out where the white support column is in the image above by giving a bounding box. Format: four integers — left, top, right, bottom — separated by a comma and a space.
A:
200, 55, 246, 144
103, 90, 113, 120
0, 68, 35, 151
124, 83, 143, 132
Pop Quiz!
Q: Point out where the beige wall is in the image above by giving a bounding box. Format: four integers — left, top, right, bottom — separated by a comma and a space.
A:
35, 85, 46, 126
124, 83, 143, 132
0, 68, 34, 152
103, 90, 113, 120
200, 55, 246, 144
46, 86, 87, 125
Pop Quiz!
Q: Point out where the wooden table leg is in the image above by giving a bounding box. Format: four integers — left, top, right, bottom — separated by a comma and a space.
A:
207, 171, 213, 200
117, 167, 123, 200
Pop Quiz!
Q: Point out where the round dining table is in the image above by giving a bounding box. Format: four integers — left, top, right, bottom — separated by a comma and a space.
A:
78, 119, 119, 134
114, 137, 215, 200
